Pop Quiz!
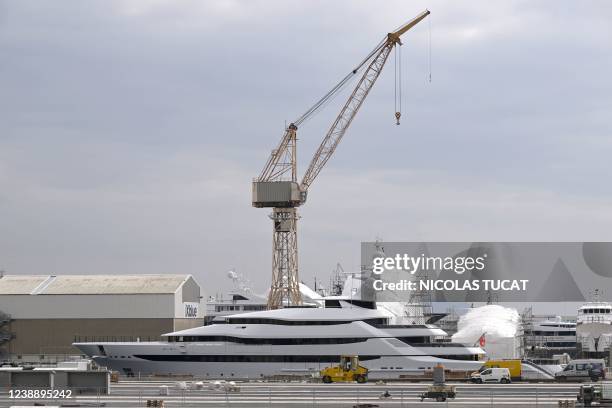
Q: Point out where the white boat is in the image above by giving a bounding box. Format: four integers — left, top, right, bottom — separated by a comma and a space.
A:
576, 296, 612, 357
524, 316, 577, 354
74, 300, 485, 379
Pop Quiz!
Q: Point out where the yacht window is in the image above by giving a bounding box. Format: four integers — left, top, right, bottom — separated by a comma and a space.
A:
226, 318, 357, 325
133, 354, 382, 363
432, 354, 484, 361
174, 336, 368, 345
243, 305, 266, 311
397, 336, 429, 344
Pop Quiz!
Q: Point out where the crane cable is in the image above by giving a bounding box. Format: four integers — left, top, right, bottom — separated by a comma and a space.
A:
394, 44, 402, 125
428, 15, 432, 83
396, 16, 432, 125
293, 37, 387, 127
295, 68, 359, 128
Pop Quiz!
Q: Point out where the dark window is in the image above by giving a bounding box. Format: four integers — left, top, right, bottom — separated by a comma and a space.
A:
172, 336, 368, 345
243, 305, 266, 311
432, 354, 482, 361
133, 354, 382, 363
397, 336, 429, 344
226, 318, 357, 325
544, 341, 576, 348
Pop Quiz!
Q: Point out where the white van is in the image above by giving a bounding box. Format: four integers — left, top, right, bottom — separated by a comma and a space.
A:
555, 359, 606, 382
471, 367, 512, 384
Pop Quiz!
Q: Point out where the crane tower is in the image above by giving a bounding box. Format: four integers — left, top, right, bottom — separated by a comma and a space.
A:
253, 10, 430, 309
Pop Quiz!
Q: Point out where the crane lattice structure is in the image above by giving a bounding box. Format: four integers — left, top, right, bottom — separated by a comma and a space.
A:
253, 11, 431, 309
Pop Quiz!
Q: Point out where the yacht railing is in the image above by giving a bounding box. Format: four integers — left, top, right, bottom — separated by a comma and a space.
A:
73, 335, 165, 343
578, 315, 612, 324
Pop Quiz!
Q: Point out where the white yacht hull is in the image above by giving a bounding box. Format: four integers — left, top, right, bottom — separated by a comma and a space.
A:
88, 357, 480, 380
75, 339, 483, 379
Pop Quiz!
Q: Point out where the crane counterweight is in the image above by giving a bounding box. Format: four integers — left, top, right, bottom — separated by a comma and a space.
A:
252, 181, 303, 208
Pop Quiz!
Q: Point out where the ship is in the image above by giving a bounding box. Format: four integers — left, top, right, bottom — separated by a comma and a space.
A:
74, 298, 485, 379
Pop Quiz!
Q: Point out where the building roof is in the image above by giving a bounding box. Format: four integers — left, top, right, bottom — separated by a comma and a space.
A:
0, 275, 49, 295
0, 274, 191, 295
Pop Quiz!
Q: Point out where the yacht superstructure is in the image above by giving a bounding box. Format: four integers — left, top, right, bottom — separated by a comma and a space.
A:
524, 316, 577, 357
576, 300, 612, 357
75, 301, 484, 379
205, 293, 267, 325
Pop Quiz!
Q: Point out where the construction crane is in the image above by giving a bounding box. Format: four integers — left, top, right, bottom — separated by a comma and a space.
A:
253, 10, 430, 309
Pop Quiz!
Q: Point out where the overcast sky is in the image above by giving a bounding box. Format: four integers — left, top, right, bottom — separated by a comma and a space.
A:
1, 1, 611, 295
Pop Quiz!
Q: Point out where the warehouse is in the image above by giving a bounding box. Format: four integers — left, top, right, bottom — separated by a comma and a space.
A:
0, 274, 204, 362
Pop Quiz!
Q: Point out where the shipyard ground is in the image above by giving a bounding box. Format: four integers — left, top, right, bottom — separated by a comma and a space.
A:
1, 380, 588, 407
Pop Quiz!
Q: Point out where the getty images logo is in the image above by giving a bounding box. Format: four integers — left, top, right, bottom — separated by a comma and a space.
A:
372, 253, 488, 275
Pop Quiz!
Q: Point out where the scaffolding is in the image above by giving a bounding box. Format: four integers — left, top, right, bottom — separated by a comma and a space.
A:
404, 262, 434, 325
521, 307, 578, 361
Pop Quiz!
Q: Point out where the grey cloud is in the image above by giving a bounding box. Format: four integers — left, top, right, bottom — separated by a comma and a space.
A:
1, 0, 612, 293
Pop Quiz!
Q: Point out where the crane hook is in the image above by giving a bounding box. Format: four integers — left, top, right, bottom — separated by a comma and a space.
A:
395, 111, 401, 125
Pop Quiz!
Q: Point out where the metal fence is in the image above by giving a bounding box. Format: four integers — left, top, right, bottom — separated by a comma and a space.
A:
0, 384, 582, 407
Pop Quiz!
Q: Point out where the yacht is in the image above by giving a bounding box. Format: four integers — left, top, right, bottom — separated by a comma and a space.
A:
524, 316, 577, 356
576, 297, 612, 357
74, 300, 485, 379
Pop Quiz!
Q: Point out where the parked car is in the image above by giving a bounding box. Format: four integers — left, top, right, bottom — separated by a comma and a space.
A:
470, 367, 512, 384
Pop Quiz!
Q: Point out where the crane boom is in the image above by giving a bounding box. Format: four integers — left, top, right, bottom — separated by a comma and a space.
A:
300, 43, 391, 190
300, 9, 430, 191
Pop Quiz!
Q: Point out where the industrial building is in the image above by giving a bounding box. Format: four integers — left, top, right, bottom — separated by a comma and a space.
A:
0, 274, 204, 361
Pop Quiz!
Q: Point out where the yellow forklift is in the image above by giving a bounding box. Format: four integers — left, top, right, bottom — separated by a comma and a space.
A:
320, 355, 368, 383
